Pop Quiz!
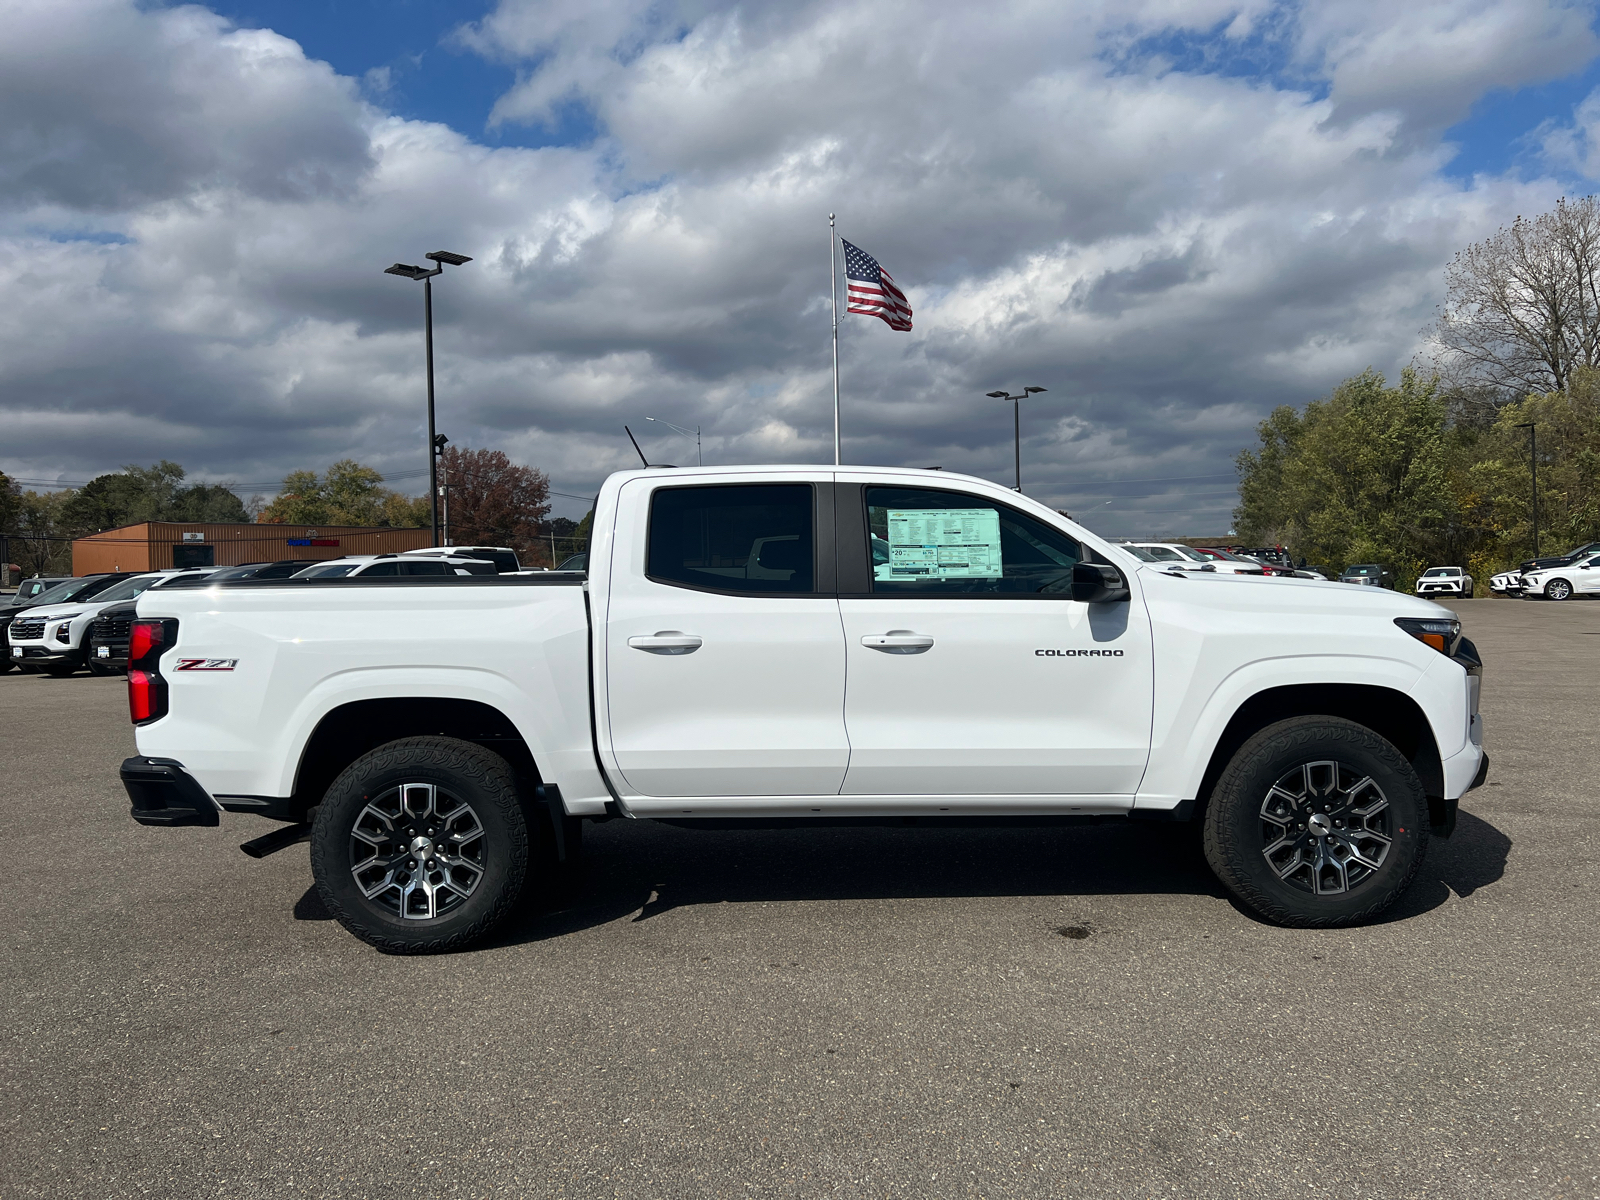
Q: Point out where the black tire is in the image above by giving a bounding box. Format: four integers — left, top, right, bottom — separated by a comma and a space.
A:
311, 736, 534, 954
1463, 582, 1474, 599
1203, 716, 1428, 927
1546, 578, 1573, 601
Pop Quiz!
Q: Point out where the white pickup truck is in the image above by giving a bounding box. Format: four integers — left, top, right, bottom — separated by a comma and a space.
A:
119, 465, 1487, 953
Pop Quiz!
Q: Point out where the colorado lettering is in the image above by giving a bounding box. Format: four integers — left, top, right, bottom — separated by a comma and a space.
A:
1035, 649, 1125, 657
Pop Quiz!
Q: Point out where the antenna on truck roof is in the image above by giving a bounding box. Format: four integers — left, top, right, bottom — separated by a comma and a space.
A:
624, 425, 674, 469
624, 425, 650, 467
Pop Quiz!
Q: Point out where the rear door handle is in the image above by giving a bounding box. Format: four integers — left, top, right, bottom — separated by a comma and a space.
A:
861, 630, 934, 654
627, 631, 703, 655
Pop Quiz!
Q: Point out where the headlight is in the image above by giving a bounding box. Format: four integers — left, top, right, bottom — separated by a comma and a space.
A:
1395, 616, 1461, 654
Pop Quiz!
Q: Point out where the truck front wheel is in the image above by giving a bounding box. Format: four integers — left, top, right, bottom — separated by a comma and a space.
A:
1203, 717, 1428, 927
311, 736, 532, 954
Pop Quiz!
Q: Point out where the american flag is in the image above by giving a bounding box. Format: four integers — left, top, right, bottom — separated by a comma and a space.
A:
843, 239, 912, 331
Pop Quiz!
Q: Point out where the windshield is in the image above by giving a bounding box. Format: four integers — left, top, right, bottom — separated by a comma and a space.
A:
294, 562, 359, 578
89, 575, 164, 603
1203, 548, 1252, 562
1421, 568, 1457, 577
21, 578, 101, 606
1119, 545, 1160, 562
1345, 565, 1381, 575
1135, 545, 1184, 562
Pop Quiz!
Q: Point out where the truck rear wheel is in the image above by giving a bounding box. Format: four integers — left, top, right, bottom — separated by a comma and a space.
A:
1203, 717, 1428, 927
311, 736, 532, 954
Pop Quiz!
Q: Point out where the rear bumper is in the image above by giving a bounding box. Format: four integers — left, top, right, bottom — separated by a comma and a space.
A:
121, 757, 221, 827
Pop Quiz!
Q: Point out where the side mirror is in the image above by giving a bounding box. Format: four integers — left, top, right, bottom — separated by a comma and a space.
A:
1072, 562, 1130, 603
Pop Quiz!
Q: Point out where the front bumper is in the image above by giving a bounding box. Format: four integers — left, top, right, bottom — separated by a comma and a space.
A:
121, 757, 221, 827
9, 643, 79, 665
90, 638, 130, 670
1418, 585, 1464, 595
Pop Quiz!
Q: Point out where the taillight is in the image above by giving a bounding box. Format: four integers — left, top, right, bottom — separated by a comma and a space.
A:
128, 619, 178, 725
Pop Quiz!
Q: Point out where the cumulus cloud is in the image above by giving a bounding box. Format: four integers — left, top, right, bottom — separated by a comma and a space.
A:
0, 0, 1591, 532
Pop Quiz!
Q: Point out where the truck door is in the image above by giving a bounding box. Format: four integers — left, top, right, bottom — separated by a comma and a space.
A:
835, 481, 1153, 799
601, 477, 849, 799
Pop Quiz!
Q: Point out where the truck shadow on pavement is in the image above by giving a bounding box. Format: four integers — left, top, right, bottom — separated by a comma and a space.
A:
463, 806, 1510, 946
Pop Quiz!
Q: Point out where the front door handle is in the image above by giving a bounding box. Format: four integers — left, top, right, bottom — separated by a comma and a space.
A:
861, 630, 934, 654
628, 631, 703, 655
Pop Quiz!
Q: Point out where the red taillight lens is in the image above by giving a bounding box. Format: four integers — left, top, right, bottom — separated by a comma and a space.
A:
129, 620, 165, 663
127, 618, 177, 725
128, 669, 160, 722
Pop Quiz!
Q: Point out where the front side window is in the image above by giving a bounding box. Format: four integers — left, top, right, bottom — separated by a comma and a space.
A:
647, 484, 814, 594
397, 561, 444, 576
865, 487, 1080, 595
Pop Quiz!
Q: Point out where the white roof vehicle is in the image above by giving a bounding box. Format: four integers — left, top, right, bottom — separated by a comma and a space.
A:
1489, 570, 1522, 595
1415, 567, 1473, 599
1119, 543, 1217, 572
1520, 552, 1600, 601
401, 546, 521, 574
8, 569, 215, 675
117, 464, 1487, 951
290, 554, 497, 579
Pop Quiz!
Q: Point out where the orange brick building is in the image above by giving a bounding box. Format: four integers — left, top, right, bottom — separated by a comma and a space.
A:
72, 522, 433, 574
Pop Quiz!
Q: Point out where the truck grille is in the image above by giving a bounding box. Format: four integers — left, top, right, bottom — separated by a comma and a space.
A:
10, 618, 46, 640
92, 614, 132, 641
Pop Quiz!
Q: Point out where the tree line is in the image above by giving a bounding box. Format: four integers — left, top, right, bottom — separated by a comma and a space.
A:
1236, 196, 1600, 588
2, 448, 588, 576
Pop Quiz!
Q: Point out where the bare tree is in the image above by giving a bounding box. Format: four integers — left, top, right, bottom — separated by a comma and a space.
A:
1429, 196, 1600, 412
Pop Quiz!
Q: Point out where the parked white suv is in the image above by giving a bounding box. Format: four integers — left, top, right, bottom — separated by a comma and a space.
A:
1489, 570, 1522, 597
290, 554, 497, 579
9, 570, 213, 674
1119, 543, 1216, 572
401, 546, 521, 573
1416, 567, 1473, 599
1521, 552, 1600, 601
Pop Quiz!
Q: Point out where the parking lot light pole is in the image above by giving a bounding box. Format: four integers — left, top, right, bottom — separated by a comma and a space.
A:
645, 417, 702, 466
386, 251, 473, 546
1515, 421, 1538, 558
984, 387, 1047, 491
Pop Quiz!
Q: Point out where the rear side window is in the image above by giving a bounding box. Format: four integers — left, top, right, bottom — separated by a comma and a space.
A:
647, 484, 814, 594
865, 487, 1081, 595
358, 561, 401, 576
399, 561, 446, 576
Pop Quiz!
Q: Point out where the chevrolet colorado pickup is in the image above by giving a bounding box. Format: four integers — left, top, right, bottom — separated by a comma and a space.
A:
119, 465, 1487, 953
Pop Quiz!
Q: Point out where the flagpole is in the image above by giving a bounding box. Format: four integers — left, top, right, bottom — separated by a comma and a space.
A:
829, 213, 840, 466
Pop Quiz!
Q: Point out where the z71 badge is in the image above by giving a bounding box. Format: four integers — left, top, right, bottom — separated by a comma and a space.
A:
173, 658, 238, 671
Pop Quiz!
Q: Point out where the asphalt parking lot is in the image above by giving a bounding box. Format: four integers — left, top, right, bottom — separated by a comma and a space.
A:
2, 598, 1596, 1199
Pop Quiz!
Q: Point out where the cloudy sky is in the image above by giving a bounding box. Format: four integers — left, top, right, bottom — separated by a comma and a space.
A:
5, 0, 1600, 533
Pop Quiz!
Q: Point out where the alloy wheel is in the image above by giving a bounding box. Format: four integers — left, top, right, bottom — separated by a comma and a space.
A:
1548, 579, 1572, 601
348, 783, 486, 919
1259, 760, 1391, 895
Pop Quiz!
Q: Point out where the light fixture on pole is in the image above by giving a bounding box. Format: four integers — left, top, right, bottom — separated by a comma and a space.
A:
433, 433, 450, 546
385, 250, 473, 546
1515, 421, 1538, 558
644, 416, 702, 466
984, 386, 1047, 492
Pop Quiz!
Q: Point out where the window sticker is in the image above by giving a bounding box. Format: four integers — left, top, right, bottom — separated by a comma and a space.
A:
875, 508, 1003, 580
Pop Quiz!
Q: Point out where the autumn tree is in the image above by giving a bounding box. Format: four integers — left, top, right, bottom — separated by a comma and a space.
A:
257, 460, 427, 527
1429, 195, 1600, 417
440, 447, 551, 562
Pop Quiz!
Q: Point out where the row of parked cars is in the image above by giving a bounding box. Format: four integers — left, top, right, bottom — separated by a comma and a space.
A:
1487, 542, 1600, 601
2, 546, 531, 676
